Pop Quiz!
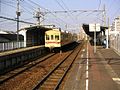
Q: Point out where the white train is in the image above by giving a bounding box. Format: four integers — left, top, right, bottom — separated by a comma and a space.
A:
45, 28, 77, 50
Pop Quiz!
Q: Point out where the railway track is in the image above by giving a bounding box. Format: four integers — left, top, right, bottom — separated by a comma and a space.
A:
0, 50, 72, 90
0, 41, 84, 90
0, 53, 55, 85
33, 42, 84, 90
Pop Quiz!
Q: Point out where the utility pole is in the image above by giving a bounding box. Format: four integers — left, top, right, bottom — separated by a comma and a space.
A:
16, 0, 21, 44
103, 5, 107, 49
34, 8, 43, 26
103, 5, 106, 27
94, 23, 96, 53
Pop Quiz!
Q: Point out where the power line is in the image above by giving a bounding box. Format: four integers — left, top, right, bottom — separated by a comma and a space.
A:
22, 0, 36, 11
55, 0, 66, 10
27, 0, 68, 25
60, 0, 69, 10
1, 0, 16, 8
57, 0, 76, 25
0, 16, 35, 24
20, 4, 33, 14
98, 0, 101, 10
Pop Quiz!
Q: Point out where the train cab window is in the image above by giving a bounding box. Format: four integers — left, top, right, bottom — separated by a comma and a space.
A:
46, 35, 49, 40
51, 35, 54, 40
55, 35, 59, 40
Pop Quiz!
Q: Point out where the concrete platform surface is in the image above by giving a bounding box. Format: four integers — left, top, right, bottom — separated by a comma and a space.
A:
62, 42, 120, 90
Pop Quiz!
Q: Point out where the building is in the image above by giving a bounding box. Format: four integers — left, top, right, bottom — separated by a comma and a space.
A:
0, 30, 24, 51
19, 25, 51, 47
111, 16, 120, 32
0, 30, 23, 43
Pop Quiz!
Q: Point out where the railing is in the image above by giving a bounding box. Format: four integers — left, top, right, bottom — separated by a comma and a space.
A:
0, 41, 26, 52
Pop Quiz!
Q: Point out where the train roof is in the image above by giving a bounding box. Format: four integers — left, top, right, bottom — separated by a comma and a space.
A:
46, 28, 71, 34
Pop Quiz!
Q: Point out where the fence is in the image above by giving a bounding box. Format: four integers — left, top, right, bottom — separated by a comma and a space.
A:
110, 33, 120, 53
0, 41, 25, 52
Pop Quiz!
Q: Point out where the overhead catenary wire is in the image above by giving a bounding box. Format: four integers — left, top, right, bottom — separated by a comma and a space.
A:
54, 0, 76, 24
21, 0, 67, 24
28, 0, 66, 23
0, 16, 35, 24
98, 0, 101, 10
20, 4, 33, 15
22, 0, 36, 11
0, 0, 36, 29
27, 0, 68, 26
1, 1, 34, 20
1, 0, 16, 9
96, 0, 102, 24
59, 0, 76, 19
1, 0, 115, 32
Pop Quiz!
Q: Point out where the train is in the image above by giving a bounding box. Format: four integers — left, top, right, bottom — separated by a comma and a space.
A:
45, 28, 77, 51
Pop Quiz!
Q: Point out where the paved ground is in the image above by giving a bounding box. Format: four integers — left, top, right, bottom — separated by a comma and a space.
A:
62, 42, 120, 90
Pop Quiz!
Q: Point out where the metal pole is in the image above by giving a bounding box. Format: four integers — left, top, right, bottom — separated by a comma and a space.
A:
16, 0, 20, 45
103, 5, 106, 27
106, 17, 109, 49
103, 5, 107, 49
38, 8, 40, 25
34, 8, 41, 26
17, 14, 19, 43
94, 23, 96, 53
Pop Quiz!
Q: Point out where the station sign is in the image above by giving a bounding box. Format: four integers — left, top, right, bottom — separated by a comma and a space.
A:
89, 23, 100, 32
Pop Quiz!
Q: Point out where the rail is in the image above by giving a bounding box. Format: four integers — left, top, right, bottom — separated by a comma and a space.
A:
33, 42, 84, 90
0, 53, 55, 85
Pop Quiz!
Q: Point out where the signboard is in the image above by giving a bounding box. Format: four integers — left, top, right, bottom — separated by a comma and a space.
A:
89, 23, 100, 32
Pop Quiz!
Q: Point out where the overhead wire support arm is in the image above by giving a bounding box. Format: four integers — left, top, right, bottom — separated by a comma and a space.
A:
33, 8, 45, 25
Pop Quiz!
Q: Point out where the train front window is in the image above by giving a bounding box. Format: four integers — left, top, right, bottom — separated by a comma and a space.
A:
55, 35, 59, 40
46, 35, 49, 40
51, 35, 54, 40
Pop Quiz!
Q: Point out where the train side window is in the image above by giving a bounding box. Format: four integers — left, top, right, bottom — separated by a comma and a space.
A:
46, 35, 49, 40
55, 35, 59, 40
51, 35, 54, 40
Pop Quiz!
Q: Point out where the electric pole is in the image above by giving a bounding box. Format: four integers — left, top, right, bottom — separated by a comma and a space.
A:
34, 8, 44, 26
103, 5, 106, 27
16, 0, 21, 44
94, 23, 96, 53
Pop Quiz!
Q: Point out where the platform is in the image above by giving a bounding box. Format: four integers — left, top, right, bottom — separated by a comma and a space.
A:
62, 42, 120, 90
0, 45, 47, 75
